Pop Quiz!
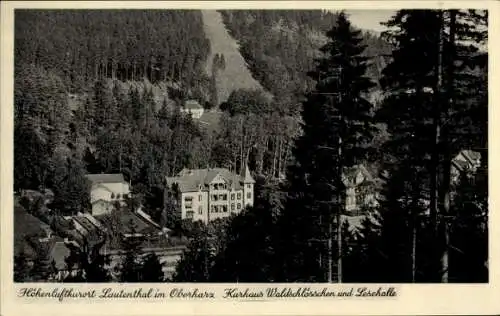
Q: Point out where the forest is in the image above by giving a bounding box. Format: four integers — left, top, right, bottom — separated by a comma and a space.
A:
13, 9, 488, 283
219, 10, 393, 114
175, 9, 488, 283
15, 10, 211, 93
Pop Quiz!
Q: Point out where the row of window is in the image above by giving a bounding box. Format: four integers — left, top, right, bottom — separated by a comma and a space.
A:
211, 183, 252, 191
211, 205, 228, 213
109, 193, 127, 199
211, 183, 227, 190
211, 194, 228, 201
211, 203, 242, 213
186, 202, 246, 217
183, 192, 252, 204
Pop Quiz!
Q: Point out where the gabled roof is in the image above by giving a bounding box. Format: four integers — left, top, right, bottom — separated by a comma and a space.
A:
166, 167, 248, 193
73, 216, 102, 234
95, 209, 159, 236
342, 164, 374, 187
460, 150, 481, 164
86, 173, 126, 184
183, 100, 203, 110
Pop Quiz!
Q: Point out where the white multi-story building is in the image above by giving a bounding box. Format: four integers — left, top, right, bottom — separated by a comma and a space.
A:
165, 166, 255, 223
85, 173, 131, 216
180, 100, 204, 119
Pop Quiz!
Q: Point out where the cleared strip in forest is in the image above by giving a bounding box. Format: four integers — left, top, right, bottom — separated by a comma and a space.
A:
201, 10, 267, 105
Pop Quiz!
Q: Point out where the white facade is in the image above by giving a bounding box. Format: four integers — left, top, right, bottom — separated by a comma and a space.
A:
86, 174, 131, 216
167, 167, 255, 223
180, 107, 204, 119
180, 100, 204, 119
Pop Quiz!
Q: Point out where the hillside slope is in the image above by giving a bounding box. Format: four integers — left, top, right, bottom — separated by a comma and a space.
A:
201, 10, 268, 104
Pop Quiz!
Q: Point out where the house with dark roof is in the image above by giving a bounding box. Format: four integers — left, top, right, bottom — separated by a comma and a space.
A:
94, 207, 165, 251
165, 165, 255, 223
451, 150, 482, 183
85, 173, 131, 216
342, 164, 379, 216
180, 99, 204, 119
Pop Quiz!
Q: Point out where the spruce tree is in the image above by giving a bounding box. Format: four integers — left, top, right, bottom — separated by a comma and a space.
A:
449, 162, 488, 282
209, 177, 281, 282
364, 9, 488, 283
119, 220, 144, 282
172, 224, 215, 282
140, 253, 164, 282
31, 243, 54, 282
14, 251, 32, 282
278, 11, 376, 282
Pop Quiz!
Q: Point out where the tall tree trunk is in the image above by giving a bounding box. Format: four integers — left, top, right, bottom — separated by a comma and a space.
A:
271, 138, 277, 179
440, 9, 456, 283
428, 11, 445, 282
277, 136, 283, 179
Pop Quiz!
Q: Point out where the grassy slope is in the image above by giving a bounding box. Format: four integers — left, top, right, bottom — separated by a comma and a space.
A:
201, 10, 269, 105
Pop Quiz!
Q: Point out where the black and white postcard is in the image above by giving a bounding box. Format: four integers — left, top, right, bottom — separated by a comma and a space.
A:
1, 1, 498, 315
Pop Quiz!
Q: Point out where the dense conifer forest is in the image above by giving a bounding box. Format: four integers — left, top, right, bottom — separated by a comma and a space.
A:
219, 10, 393, 113
15, 10, 211, 92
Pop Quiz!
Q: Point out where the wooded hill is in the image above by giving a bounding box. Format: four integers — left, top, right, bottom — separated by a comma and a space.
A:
15, 10, 211, 94
219, 10, 393, 113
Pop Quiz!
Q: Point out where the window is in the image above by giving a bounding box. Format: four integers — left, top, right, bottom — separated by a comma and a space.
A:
212, 195, 218, 201
237, 203, 241, 210
247, 184, 251, 189
237, 193, 242, 200
222, 194, 227, 201
184, 196, 193, 208
231, 203, 235, 211
198, 206, 203, 215
247, 192, 251, 199
117, 193, 121, 199
186, 211, 194, 218
231, 194, 235, 200
222, 205, 228, 213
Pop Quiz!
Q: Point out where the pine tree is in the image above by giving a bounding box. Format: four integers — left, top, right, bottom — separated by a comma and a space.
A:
278, 11, 376, 282
448, 161, 488, 282
368, 9, 488, 283
14, 122, 53, 191
172, 229, 215, 282
50, 157, 91, 215
209, 177, 281, 282
31, 243, 53, 282
14, 251, 32, 282
140, 253, 164, 282
119, 220, 144, 282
